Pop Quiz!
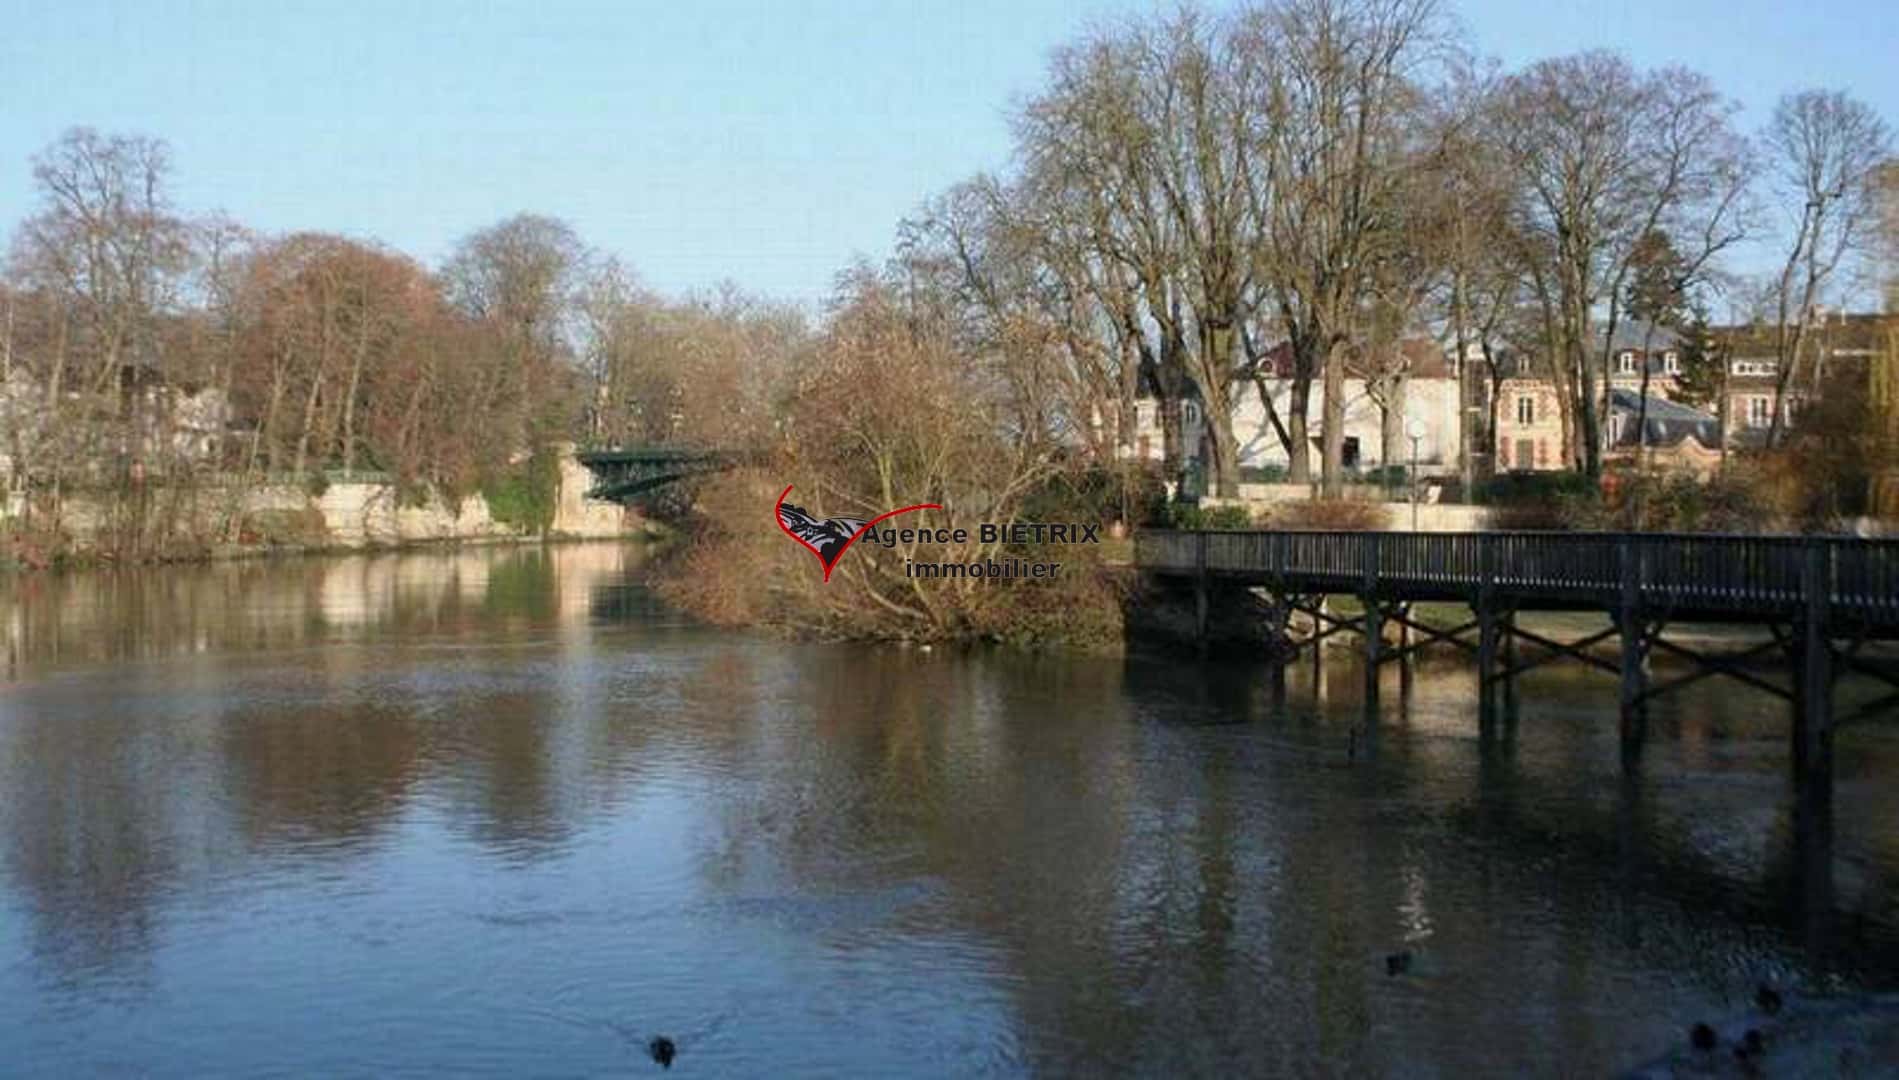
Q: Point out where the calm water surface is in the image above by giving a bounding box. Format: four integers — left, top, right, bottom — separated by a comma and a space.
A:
1, 541, 1896, 1076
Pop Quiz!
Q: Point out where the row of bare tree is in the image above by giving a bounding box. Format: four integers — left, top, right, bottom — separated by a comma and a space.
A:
889, 0, 1892, 498
0, 130, 800, 532
2, 0, 1893, 542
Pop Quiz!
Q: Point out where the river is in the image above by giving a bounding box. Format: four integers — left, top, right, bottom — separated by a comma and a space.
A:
1, 541, 1895, 1076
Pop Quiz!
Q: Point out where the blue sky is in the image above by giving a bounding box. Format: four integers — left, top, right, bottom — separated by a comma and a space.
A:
2, 0, 1895, 309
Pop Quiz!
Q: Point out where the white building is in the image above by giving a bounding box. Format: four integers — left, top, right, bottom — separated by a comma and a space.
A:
1125, 339, 1465, 476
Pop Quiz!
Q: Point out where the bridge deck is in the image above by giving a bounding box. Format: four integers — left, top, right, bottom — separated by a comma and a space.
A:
1137, 530, 1899, 629
574, 446, 753, 501
575, 447, 742, 465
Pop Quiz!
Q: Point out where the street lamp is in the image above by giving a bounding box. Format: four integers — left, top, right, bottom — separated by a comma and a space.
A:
1405, 419, 1424, 531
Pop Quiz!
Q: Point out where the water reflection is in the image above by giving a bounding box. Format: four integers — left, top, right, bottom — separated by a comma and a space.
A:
0, 542, 1895, 1076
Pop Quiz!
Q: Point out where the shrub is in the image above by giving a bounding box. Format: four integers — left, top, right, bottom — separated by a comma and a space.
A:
240, 507, 329, 547
1203, 504, 1256, 529
1477, 470, 1597, 531
1360, 464, 1410, 489
1238, 464, 1289, 484
1570, 469, 1774, 533
395, 477, 436, 510
1265, 498, 1391, 531
1165, 501, 1258, 529
482, 450, 560, 532
1020, 462, 1166, 527
1139, 482, 1169, 527
1488, 501, 1569, 530
1477, 470, 1595, 506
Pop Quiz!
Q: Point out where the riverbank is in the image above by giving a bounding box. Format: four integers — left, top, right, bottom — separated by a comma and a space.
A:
2, 446, 654, 572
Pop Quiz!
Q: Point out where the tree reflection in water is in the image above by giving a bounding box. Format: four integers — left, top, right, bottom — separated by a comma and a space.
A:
0, 541, 1895, 1075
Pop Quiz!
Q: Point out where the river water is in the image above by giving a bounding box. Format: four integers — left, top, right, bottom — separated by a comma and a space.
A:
1, 541, 1895, 1076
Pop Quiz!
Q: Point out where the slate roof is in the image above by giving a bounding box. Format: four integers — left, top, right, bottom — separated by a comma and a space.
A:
1606, 388, 1720, 449
1603, 319, 1683, 352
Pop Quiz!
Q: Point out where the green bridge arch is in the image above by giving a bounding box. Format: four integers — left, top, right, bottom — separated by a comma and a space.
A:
574, 446, 755, 503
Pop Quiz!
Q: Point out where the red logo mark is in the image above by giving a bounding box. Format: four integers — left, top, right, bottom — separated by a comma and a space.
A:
774, 484, 941, 582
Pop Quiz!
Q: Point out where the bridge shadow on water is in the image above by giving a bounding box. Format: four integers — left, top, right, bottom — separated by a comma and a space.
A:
1113, 639, 1899, 989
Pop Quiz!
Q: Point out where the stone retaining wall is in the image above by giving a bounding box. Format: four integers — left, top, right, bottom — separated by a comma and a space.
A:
8, 447, 638, 553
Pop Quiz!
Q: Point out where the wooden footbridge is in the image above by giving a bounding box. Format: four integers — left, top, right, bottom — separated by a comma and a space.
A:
1137, 530, 1899, 810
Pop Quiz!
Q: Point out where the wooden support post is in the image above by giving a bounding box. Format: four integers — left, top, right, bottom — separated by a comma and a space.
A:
1796, 538, 1834, 813
1501, 609, 1519, 722
1194, 580, 1209, 653
1312, 596, 1326, 690
1194, 531, 1210, 655
1364, 598, 1384, 717
1363, 534, 1382, 718
1398, 603, 1414, 702
1478, 601, 1499, 731
1618, 536, 1647, 765
1793, 542, 1838, 960
1267, 593, 1289, 707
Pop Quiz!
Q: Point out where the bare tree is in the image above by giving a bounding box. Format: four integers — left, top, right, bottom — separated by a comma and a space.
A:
1017, 27, 1199, 483
1241, 0, 1442, 496
1491, 54, 1749, 476
7, 128, 192, 516
1418, 59, 1515, 490
1759, 89, 1892, 447
441, 214, 587, 449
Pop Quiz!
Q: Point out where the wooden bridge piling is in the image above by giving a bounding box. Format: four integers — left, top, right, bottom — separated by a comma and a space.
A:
1796, 540, 1836, 809
1137, 528, 1899, 818
1193, 531, 1210, 656
1478, 604, 1502, 730
1501, 611, 1519, 721
1616, 536, 1650, 762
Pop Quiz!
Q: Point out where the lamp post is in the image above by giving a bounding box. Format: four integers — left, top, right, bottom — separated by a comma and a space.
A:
1405, 419, 1423, 531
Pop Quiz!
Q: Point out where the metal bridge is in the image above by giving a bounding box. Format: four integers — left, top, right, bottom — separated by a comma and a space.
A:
574, 446, 753, 502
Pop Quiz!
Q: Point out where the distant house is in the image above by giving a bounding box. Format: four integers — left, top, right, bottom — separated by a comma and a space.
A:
1602, 388, 1722, 477
0, 361, 231, 484
1475, 322, 1692, 475
1715, 310, 1891, 449
1721, 351, 1783, 447
1124, 337, 1464, 479
112, 363, 233, 465
1603, 319, 1685, 397
1492, 371, 1565, 472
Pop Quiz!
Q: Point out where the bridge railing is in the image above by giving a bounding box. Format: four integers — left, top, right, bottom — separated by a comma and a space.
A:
1136, 529, 1899, 623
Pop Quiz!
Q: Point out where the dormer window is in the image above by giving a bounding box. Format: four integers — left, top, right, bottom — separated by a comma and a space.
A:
1617, 351, 1637, 375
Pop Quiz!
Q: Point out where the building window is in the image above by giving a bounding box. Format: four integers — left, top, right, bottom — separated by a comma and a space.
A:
1732, 359, 1777, 377
1618, 351, 1637, 375
1515, 395, 1535, 425
1342, 436, 1361, 468
1663, 351, 1680, 375
1607, 413, 1626, 443
1747, 396, 1772, 427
